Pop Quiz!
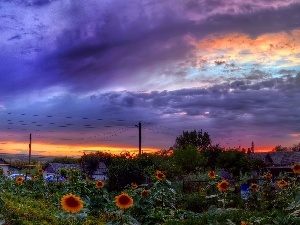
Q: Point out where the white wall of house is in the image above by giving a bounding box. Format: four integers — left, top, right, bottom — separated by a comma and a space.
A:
92, 174, 107, 181
0, 165, 9, 175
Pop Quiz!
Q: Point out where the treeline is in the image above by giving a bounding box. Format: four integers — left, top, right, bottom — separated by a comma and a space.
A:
273, 143, 300, 152
77, 130, 266, 191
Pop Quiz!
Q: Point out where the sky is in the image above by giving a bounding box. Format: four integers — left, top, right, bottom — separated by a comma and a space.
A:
0, 0, 300, 157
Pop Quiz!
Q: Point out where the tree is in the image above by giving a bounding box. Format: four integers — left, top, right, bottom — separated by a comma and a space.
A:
216, 149, 253, 178
171, 145, 207, 174
200, 144, 223, 170
173, 130, 211, 150
272, 145, 289, 152
290, 143, 300, 151
107, 152, 158, 191
49, 156, 79, 164
79, 151, 113, 178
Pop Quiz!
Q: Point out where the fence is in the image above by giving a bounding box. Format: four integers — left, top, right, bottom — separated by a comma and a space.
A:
182, 177, 300, 193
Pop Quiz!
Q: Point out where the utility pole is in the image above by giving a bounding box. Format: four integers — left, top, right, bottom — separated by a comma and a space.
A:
28, 133, 32, 176
136, 122, 142, 155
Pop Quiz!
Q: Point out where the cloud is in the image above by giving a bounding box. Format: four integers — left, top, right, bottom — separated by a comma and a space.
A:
1, 0, 300, 152
2, 0, 299, 97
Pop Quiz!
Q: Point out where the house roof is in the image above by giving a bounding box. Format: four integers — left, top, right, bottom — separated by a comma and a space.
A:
44, 163, 80, 174
0, 158, 22, 170
0, 158, 10, 165
251, 152, 300, 166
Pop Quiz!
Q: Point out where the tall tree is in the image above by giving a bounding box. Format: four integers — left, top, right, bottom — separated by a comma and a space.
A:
172, 145, 207, 174
173, 130, 211, 150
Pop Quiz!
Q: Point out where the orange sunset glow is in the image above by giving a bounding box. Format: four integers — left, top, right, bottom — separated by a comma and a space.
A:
0, 141, 160, 157
187, 29, 300, 68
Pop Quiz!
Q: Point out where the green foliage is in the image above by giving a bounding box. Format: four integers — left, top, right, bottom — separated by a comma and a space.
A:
216, 150, 251, 177
107, 152, 160, 191
200, 145, 223, 169
172, 145, 207, 174
80, 151, 113, 178
173, 130, 211, 150
49, 156, 80, 164
3, 152, 300, 225
177, 193, 209, 213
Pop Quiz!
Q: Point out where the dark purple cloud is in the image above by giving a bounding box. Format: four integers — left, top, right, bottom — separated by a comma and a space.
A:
1, 0, 300, 154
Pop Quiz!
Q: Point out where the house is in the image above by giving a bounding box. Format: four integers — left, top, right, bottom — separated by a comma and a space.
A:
43, 161, 108, 180
250, 152, 300, 176
42, 163, 80, 178
0, 158, 22, 175
90, 161, 108, 181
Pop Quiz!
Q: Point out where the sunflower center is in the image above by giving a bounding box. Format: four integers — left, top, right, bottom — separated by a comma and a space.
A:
66, 196, 80, 207
220, 182, 228, 189
97, 182, 103, 187
119, 195, 131, 205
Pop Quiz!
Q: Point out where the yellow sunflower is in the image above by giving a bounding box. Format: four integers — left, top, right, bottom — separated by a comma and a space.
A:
38, 169, 43, 175
61, 193, 83, 213
33, 176, 38, 180
250, 183, 259, 191
96, 180, 104, 188
156, 170, 165, 181
264, 172, 272, 179
277, 179, 288, 188
292, 164, 300, 174
115, 193, 133, 209
141, 189, 149, 197
217, 180, 230, 192
16, 176, 24, 184
7, 170, 10, 175
241, 221, 248, 225
132, 183, 138, 190
208, 170, 216, 179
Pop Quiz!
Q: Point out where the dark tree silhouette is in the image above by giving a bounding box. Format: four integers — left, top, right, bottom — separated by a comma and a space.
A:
173, 130, 211, 150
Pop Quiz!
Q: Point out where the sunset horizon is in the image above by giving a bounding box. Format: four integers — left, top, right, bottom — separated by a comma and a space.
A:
0, 138, 279, 158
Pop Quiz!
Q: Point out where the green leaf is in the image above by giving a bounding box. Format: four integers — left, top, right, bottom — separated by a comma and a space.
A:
0, 198, 4, 208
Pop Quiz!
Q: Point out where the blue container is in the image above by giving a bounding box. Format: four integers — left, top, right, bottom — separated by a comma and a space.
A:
240, 184, 250, 200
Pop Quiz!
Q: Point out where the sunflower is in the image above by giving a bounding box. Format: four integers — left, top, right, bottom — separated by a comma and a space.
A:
208, 170, 216, 179
96, 180, 104, 188
217, 180, 230, 192
16, 176, 24, 184
33, 176, 38, 180
115, 193, 134, 210
61, 193, 83, 213
277, 179, 288, 188
141, 189, 149, 197
241, 221, 248, 225
250, 183, 259, 191
0, 169, 3, 175
264, 172, 272, 179
292, 164, 300, 174
38, 169, 43, 175
132, 183, 138, 190
156, 170, 165, 181
7, 170, 10, 175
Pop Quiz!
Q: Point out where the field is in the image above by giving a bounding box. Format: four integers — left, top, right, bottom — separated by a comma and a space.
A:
1, 166, 300, 225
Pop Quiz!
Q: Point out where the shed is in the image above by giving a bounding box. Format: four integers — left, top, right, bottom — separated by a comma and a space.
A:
0, 158, 22, 175
43, 163, 80, 178
91, 161, 108, 181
